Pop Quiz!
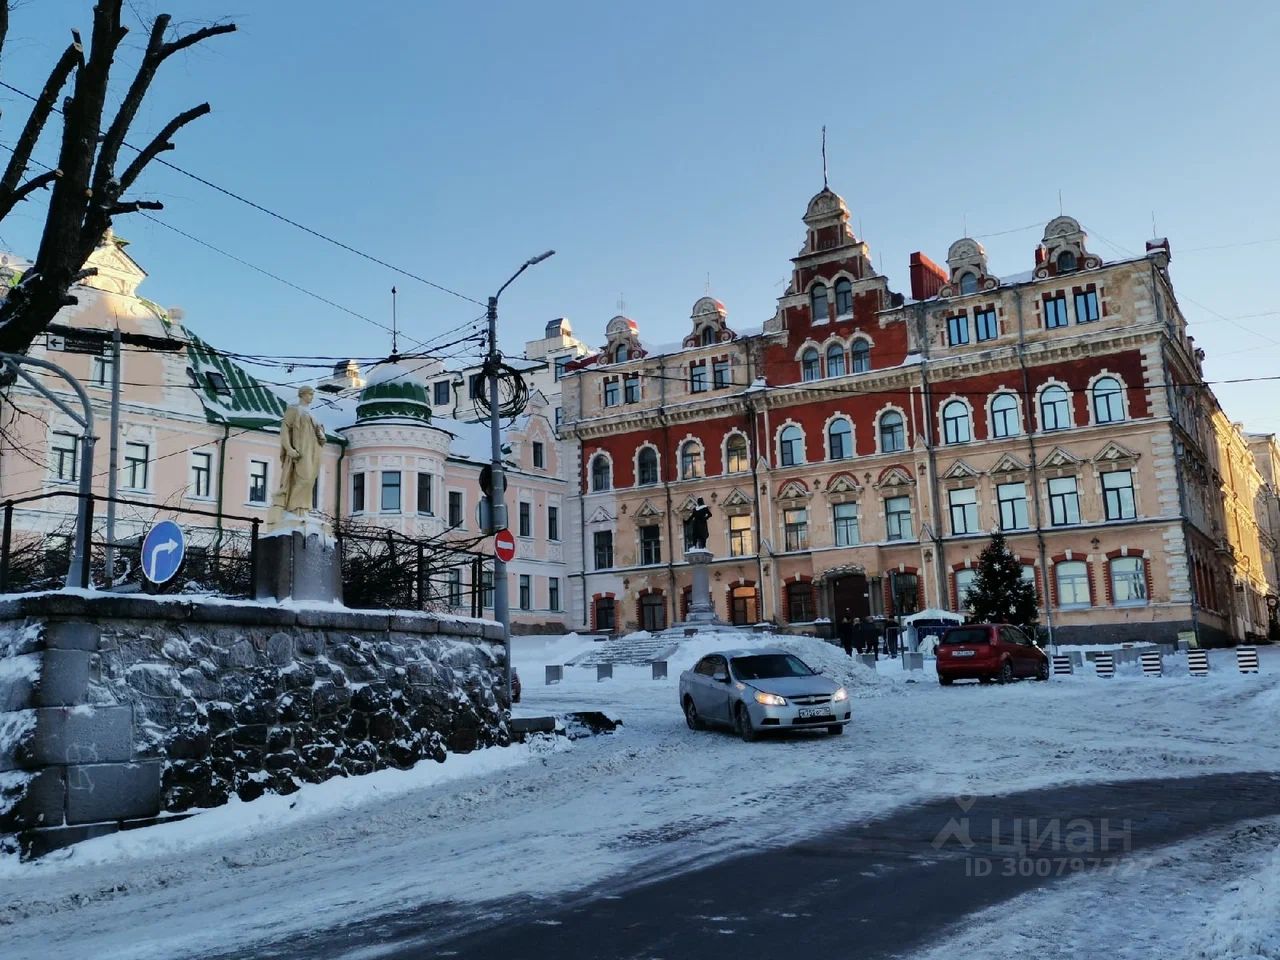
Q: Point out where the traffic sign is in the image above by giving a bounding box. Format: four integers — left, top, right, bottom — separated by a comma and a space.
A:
141, 519, 186, 585
478, 464, 506, 497
494, 528, 516, 564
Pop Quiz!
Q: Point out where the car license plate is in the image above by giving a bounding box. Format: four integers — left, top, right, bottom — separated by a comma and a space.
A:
951, 649, 976, 657
798, 706, 833, 719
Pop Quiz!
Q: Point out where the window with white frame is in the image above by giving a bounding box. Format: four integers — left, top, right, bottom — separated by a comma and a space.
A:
942, 400, 971, 444
827, 418, 853, 460
433, 380, 451, 405
190, 451, 213, 499
834, 278, 853, 316
91, 352, 114, 387
779, 425, 804, 466
850, 339, 870, 373
640, 525, 661, 565
1092, 377, 1124, 424
948, 487, 979, 535
415, 472, 433, 515
879, 410, 905, 452
532, 442, 545, 468
351, 472, 366, 512
548, 577, 560, 611
381, 471, 401, 512
1048, 476, 1081, 525
637, 447, 659, 485
1039, 385, 1071, 431
593, 530, 613, 569
249, 460, 269, 505
519, 501, 532, 537
801, 348, 820, 382
590, 455, 611, 491
1110, 556, 1147, 605
990, 393, 1020, 438
449, 569, 464, 607
997, 481, 1029, 530
50, 431, 79, 482
1056, 560, 1091, 607
955, 568, 977, 609
1102, 469, 1136, 520
886, 495, 913, 541
481, 568, 494, 608
725, 434, 748, 473
123, 441, 150, 491
518, 574, 531, 611
947, 314, 970, 346
826, 343, 846, 378
547, 504, 559, 540
448, 490, 463, 527
975, 307, 998, 341
680, 440, 704, 479
729, 514, 753, 556
833, 502, 860, 546
783, 508, 809, 551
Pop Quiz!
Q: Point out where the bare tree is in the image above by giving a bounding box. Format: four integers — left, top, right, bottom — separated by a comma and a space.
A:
0, 1, 235, 354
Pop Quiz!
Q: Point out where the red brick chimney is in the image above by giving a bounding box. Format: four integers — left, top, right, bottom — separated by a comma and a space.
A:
909, 252, 948, 301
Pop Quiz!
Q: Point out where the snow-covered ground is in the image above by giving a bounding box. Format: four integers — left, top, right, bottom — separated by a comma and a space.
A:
0, 632, 1277, 960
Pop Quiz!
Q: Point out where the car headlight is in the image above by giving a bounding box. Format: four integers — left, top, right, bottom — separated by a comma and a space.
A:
753, 690, 787, 706
832, 687, 848, 702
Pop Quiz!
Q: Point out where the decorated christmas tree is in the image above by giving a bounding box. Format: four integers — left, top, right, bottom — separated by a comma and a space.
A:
964, 531, 1039, 628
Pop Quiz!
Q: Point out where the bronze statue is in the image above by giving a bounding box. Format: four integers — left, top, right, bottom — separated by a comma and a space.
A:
689, 497, 712, 550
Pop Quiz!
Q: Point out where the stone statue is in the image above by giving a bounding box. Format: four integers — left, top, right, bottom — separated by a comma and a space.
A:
273, 386, 326, 516
689, 497, 712, 550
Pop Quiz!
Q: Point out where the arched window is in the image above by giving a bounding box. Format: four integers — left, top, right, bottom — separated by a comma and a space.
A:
594, 596, 616, 631
1039, 385, 1071, 431
990, 393, 1021, 438
700, 326, 716, 346
680, 440, 704, 480
826, 343, 846, 378
959, 272, 978, 295
810, 283, 830, 324
639, 592, 667, 631
637, 446, 658, 485
827, 418, 853, 460
942, 400, 971, 444
779, 425, 804, 467
850, 339, 871, 373
834, 278, 853, 316
725, 434, 749, 473
1092, 377, 1124, 424
879, 410, 905, 453
801, 347, 821, 382
786, 581, 815, 622
1055, 561, 1090, 608
1057, 250, 1077, 273
1110, 557, 1148, 605
590, 454, 611, 491
614, 343, 630, 363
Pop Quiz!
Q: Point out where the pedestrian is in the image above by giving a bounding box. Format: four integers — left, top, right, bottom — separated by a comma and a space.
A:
886, 624, 899, 658
838, 615, 855, 657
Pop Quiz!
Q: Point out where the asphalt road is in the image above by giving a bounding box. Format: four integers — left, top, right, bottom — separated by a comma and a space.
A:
238, 770, 1280, 960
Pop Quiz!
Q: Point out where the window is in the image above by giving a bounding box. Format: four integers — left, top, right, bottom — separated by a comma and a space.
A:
555, 407, 563, 426
1092, 377, 1124, 424
1039, 385, 1071, 431
614, 343, 630, 363
1044, 294, 1069, 329
417, 473, 433, 515
779, 425, 804, 466
833, 502, 860, 546
955, 568, 977, 609
700, 326, 716, 346
249, 460, 269, 505
123, 441, 149, 491
352, 472, 366, 512
519, 575, 531, 611
997, 481, 1029, 531
381, 471, 402, 512
448, 490, 463, 527
637, 592, 664, 631
604, 378, 620, 407
532, 442, 545, 468
51, 431, 79, 482
947, 314, 970, 346
624, 374, 640, 403
1056, 560, 1090, 608
886, 495, 913, 541
205, 371, 231, 397
958, 272, 978, 295
725, 434, 748, 473
481, 569, 494, 608
826, 344, 846, 378
787, 582, 816, 622
827, 418, 853, 460
593, 530, 614, 570
554, 356, 569, 381
783, 508, 809, 551
433, 380, 451, 405
879, 410, 905, 453
1048, 476, 1081, 526
547, 505, 559, 541
729, 514, 753, 556
1057, 250, 1077, 273
548, 577, 561, 612
92, 353, 114, 387
1074, 289, 1099, 323
811, 283, 830, 323
689, 362, 708, 393
834, 278, 853, 316
801, 348, 820, 382
594, 596, 616, 631
640, 525, 662, 565
1102, 470, 1136, 521
680, 441, 704, 479
468, 373, 483, 400
942, 400, 971, 444
637, 447, 659, 485
447, 569, 463, 607
975, 307, 998, 341
990, 393, 1020, 438
891, 571, 919, 615
191, 452, 213, 499
590, 455, 611, 491
1111, 557, 1147, 605
713, 359, 731, 389
949, 487, 979, 535
519, 502, 532, 537
850, 339, 870, 373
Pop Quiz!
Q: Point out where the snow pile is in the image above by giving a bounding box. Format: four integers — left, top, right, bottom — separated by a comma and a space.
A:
1187, 838, 1280, 959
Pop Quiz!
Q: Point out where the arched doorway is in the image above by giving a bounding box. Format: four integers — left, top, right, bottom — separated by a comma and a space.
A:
728, 583, 758, 625
830, 572, 870, 621
639, 591, 667, 631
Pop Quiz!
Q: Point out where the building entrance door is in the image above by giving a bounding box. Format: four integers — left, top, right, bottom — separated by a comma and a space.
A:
730, 585, 758, 625
831, 573, 870, 621
640, 593, 667, 632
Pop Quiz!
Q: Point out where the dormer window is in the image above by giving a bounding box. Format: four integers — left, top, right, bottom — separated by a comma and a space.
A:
1057, 250, 1077, 273
958, 272, 978, 295
615, 343, 630, 363
700, 326, 716, 346
205, 371, 231, 396
810, 284, 830, 324
834, 278, 853, 316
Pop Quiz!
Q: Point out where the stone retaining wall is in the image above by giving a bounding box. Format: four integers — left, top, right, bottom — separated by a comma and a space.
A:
0, 593, 507, 858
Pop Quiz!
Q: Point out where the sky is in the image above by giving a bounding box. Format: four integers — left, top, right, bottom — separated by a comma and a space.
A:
2, 0, 1279, 429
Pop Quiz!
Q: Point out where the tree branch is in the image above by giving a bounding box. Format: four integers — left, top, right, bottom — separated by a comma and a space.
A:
119, 102, 209, 193
106, 199, 162, 216
0, 40, 82, 201
3, 169, 63, 210
161, 21, 237, 59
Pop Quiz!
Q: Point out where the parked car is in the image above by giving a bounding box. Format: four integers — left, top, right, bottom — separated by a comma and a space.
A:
511, 668, 521, 704
679, 647, 851, 741
935, 623, 1049, 685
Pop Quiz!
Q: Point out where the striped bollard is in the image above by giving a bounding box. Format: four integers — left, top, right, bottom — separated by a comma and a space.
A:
1188, 649, 1210, 676
1237, 646, 1261, 674
1140, 651, 1163, 677
1052, 654, 1073, 676
597, 663, 613, 682
1094, 652, 1115, 679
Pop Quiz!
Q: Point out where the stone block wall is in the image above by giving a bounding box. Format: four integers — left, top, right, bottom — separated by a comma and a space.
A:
0, 593, 507, 858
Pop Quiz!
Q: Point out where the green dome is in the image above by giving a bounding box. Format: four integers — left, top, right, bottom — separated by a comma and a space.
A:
356, 366, 431, 422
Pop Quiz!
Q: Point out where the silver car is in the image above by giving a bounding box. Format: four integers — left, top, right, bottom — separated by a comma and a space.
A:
679, 647, 851, 741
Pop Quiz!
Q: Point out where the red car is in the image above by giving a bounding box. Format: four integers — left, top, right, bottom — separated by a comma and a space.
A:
936, 623, 1049, 685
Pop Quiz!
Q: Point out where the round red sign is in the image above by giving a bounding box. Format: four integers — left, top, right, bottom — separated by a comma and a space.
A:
494, 528, 516, 563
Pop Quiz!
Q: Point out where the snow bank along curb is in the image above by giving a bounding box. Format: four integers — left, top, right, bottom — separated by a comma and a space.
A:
0, 591, 509, 859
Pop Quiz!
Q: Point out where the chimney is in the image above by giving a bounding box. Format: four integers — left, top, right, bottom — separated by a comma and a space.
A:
909, 252, 948, 301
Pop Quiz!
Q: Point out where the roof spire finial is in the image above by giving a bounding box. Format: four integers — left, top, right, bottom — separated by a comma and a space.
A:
821, 125, 828, 189
390, 286, 399, 360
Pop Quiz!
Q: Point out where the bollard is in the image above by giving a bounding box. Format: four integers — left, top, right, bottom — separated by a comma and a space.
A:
651, 660, 668, 680
1069, 651, 1084, 668
1237, 646, 1261, 674
1052, 654, 1073, 676
1188, 649, 1210, 676
900, 652, 923, 672
545, 664, 563, 685
596, 663, 613, 682
1140, 651, 1163, 677
1094, 653, 1115, 679
858, 653, 877, 671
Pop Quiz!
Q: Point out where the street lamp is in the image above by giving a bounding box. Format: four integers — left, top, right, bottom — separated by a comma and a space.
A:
487, 250, 555, 710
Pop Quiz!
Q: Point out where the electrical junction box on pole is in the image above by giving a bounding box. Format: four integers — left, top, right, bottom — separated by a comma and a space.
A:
477, 498, 493, 535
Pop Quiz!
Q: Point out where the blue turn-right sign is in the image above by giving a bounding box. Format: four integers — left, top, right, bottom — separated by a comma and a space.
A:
141, 519, 186, 585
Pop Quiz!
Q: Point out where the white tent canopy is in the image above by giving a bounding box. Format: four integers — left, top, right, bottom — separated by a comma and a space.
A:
902, 608, 964, 625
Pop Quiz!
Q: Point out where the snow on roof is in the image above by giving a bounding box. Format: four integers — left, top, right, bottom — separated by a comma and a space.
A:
439, 416, 493, 462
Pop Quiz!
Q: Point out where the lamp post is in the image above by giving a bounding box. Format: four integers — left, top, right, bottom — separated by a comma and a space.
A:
488, 251, 555, 708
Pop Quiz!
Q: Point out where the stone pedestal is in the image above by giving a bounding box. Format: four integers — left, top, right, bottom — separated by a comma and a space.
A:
684, 548, 722, 626
254, 530, 342, 604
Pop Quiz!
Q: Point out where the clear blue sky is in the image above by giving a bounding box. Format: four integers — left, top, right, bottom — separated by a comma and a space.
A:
3, 1, 1279, 430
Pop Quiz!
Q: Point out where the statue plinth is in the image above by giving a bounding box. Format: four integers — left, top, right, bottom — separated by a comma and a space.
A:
683, 548, 722, 625
254, 524, 342, 605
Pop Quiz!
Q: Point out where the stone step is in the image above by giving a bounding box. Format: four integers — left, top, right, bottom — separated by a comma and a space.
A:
568, 636, 678, 667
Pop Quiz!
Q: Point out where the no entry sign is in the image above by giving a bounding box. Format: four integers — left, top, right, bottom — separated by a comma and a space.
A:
494, 528, 516, 563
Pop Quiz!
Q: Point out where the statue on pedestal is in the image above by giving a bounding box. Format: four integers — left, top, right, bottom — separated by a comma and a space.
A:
689, 498, 712, 550
267, 386, 327, 531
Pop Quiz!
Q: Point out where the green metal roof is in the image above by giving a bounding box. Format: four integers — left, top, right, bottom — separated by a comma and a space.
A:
185, 333, 288, 429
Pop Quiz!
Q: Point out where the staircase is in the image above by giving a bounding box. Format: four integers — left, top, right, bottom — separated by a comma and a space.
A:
568, 634, 679, 667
